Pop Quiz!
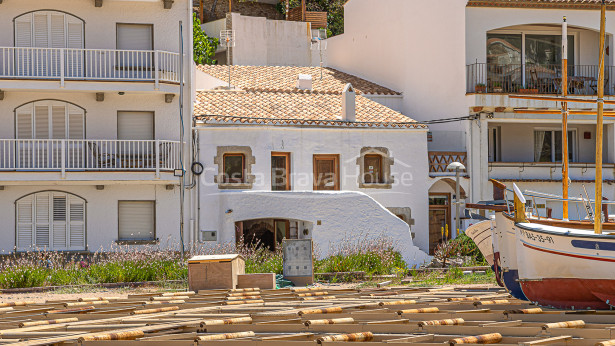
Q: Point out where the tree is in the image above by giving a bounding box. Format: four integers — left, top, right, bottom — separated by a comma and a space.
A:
276, 0, 344, 37
193, 13, 219, 65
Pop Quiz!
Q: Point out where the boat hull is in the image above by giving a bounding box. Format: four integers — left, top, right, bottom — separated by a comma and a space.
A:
516, 222, 615, 309
493, 212, 528, 300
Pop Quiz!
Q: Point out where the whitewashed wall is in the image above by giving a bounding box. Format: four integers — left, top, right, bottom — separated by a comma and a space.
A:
326, 0, 468, 134
0, 184, 180, 253
196, 125, 432, 258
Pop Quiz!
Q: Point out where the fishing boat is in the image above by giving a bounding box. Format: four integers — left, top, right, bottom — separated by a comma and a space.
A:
490, 1, 615, 309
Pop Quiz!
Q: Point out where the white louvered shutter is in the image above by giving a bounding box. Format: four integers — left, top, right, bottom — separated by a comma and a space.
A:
117, 111, 154, 140
51, 105, 66, 139
34, 104, 50, 138
52, 194, 67, 248
32, 13, 50, 77
68, 105, 85, 139
66, 16, 84, 77
16, 196, 34, 250
16, 105, 33, 139
69, 196, 85, 249
34, 192, 50, 248
118, 201, 155, 241
15, 14, 33, 76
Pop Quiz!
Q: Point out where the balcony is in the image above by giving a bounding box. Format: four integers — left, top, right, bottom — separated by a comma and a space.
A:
429, 151, 467, 175
488, 161, 615, 182
0, 139, 181, 176
467, 63, 615, 95
0, 48, 180, 88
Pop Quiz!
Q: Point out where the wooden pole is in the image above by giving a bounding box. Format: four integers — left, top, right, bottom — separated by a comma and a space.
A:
200, 0, 204, 23
301, 0, 306, 21
229, 0, 232, 13
562, 16, 570, 220
595, 0, 606, 234
286, 0, 289, 20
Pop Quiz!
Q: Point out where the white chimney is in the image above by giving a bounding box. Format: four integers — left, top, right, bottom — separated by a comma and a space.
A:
297, 74, 313, 90
342, 83, 356, 122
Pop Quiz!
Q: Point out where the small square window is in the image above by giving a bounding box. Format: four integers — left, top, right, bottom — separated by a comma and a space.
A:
364, 154, 383, 184
223, 154, 245, 183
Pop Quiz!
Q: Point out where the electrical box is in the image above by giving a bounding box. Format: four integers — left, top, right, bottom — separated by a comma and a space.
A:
200, 230, 217, 242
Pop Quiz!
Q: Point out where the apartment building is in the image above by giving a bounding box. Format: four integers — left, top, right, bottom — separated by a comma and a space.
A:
327, 0, 615, 232
0, 0, 193, 252
193, 65, 430, 264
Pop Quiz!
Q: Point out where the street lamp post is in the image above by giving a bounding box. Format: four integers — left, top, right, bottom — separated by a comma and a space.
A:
446, 162, 466, 236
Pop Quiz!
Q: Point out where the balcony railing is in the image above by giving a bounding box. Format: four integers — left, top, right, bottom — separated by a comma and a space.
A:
488, 161, 615, 181
429, 151, 467, 173
0, 139, 181, 175
467, 62, 615, 95
0, 48, 180, 85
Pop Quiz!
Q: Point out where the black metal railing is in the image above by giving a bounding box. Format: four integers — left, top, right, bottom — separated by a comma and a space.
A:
467, 62, 615, 95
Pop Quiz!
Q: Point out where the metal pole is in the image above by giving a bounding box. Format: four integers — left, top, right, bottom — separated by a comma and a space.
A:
455, 167, 461, 235
179, 21, 186, 258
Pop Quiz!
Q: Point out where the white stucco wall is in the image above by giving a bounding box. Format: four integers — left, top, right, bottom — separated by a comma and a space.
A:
326, 0, 468, 133
208, 13, 322, 67
0, 184, 180, 253
212, 191, 430, 266
196, 124, 432, 258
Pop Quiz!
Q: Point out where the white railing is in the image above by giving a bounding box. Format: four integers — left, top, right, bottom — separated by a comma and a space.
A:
0, 47, 180, 84
0, 139, 181, 176
488, 162, 615, 181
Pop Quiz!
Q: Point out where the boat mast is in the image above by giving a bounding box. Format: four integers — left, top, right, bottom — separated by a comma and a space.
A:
594, 0, 606, 234
562, 16, 570, 221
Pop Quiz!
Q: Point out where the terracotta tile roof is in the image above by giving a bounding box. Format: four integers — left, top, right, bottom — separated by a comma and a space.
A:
194, 90, 424, 128
196, 65, 401, 96
467, 0, 615, 9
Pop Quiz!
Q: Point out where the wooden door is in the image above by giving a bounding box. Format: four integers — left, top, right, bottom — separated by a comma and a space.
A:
428, 193, 451, 255
313, 155, 339, 190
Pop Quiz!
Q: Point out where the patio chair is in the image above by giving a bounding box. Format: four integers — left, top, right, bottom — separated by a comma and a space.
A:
590, 71, 610, 94
87, 141, 115, 169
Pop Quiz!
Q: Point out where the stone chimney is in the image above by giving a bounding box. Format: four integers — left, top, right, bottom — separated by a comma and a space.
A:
342, 83, 356, 122
297, 74, 313, 90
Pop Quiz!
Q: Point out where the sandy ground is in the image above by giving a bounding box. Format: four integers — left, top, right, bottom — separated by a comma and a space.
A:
0, 283, 501, 304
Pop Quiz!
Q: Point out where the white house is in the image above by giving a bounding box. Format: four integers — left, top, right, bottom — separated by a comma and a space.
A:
193, 65, 430, 264
0, 0, 193, 253
327, 0, 615, 227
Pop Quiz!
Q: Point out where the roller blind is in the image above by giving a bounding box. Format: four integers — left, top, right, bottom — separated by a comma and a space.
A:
116, 24, 153, 50
117, 111, 154, 140
118, 201, 155, 241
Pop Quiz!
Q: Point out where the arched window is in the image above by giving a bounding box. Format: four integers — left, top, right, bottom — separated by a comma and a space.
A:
14, 11, 84, 77
16, 191, 86, 251
15, 100, 85, 139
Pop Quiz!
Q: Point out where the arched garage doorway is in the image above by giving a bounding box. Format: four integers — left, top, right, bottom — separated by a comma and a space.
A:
235, 218, 313, 251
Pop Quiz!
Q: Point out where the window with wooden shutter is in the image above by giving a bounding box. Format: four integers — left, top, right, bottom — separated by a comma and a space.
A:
117, 111, 154, 140
118, 201, 156, 243
15, 192, 86, 251
15, 101, 85, 139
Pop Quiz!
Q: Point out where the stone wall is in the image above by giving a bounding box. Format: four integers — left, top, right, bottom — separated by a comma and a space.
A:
195, 0, 283, 22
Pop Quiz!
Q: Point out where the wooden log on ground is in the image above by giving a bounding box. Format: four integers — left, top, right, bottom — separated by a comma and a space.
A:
397, 307, 439, 315
19, 318, 79, 328
505, 308, 543, 315
542, 320, 585, 329
448, 297, 480, 302
296, 292, 328, 297
64, 300, 109, 307
291, 287, 322, 292
224, 299, 264, 305
448, 333, 502, 345
298, 307, 343, 316
195, 331, 255, 341
162, 291, 196, 297
78, 330, 145, 341
200, 317, 252, 327
316, 332, 374, 344
596, 340, 615, 346
230, 288, 260, 293
305, 318, 354, 326
474, 299, 509, 306
131, 306, 179, 315
0, 301, 35, 307
226, 296, 262, 301
46, 306, 95, 314
300, 296, 336, 301
418, 318, 465, 327
379, 300, 416, 306
150, 296, 190, 301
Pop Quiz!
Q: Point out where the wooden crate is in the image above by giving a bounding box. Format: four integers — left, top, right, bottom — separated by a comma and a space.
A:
188, 254, 245, 291
237, 273, 276, 289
